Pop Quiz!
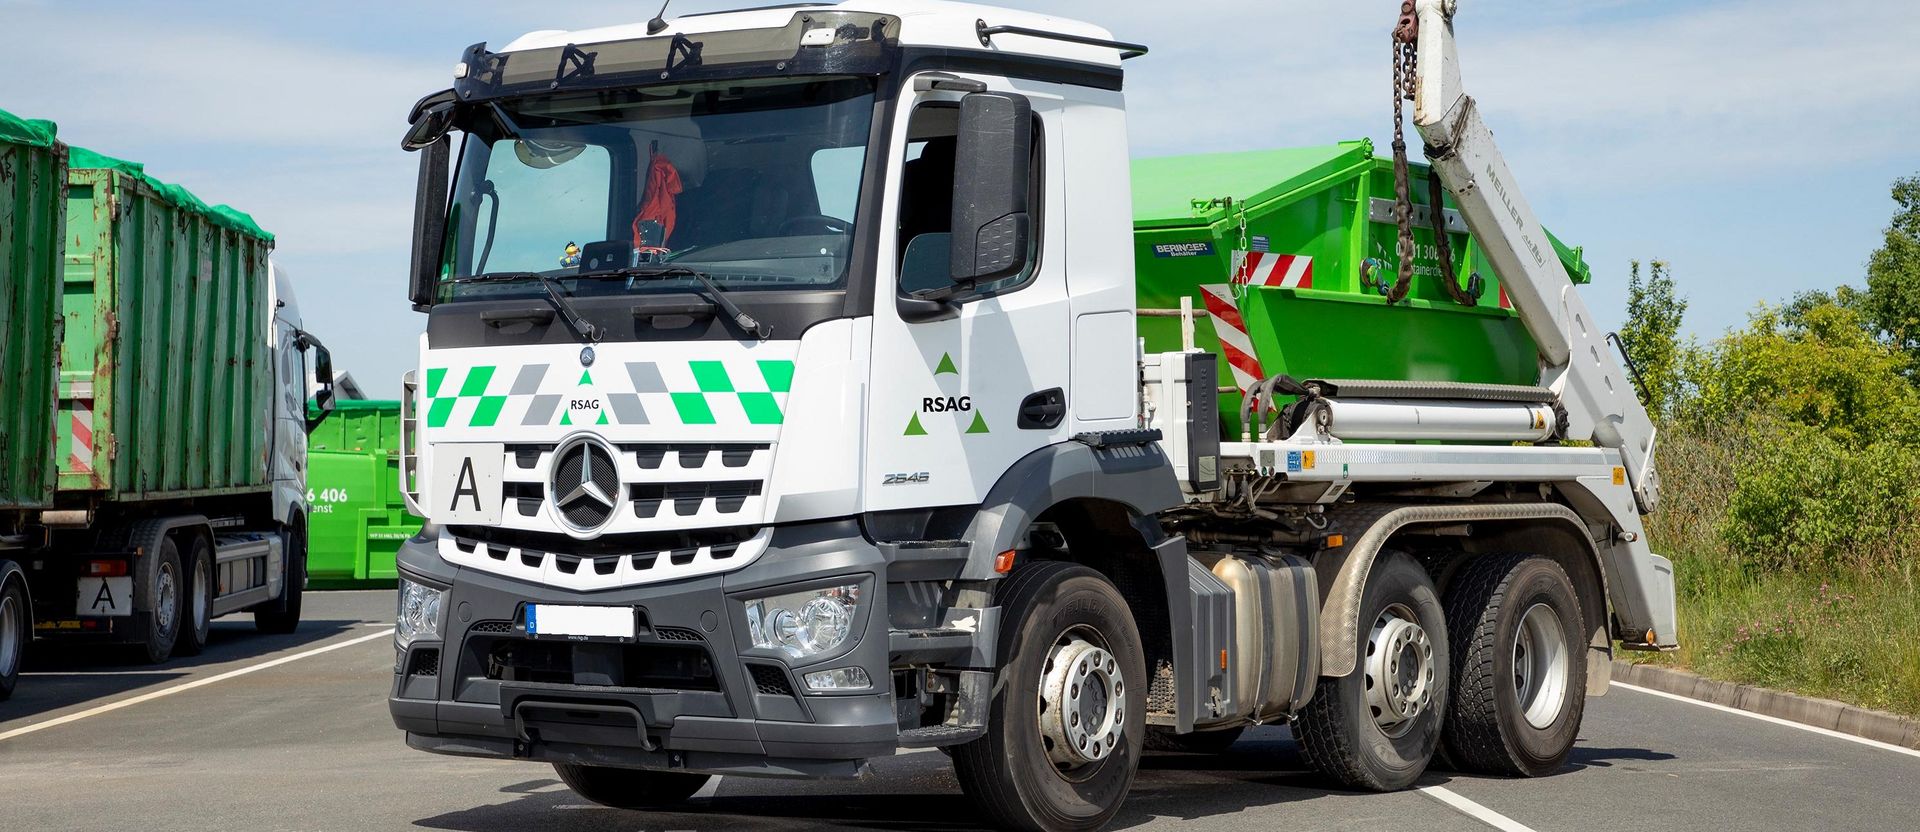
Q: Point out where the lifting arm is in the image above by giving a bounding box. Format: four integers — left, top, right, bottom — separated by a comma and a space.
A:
1408, 0, 1660, 513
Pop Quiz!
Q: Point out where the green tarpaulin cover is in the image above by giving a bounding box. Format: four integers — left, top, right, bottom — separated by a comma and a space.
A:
0, 106, 58, 148
68, 146, 274, 242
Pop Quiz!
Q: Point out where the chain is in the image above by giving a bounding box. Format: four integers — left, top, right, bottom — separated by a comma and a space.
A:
1387, 1, 1419, 305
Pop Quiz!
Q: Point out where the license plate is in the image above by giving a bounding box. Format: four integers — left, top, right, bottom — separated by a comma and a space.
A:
526, 604, 636, 641
76, 577, 134, 617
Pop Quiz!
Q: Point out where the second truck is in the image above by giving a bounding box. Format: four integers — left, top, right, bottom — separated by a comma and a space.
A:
0, 109, 334, 698
387, 2, 1678, 829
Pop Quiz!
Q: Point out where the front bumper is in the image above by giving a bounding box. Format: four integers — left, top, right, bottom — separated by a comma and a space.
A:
388, 519, 898, 779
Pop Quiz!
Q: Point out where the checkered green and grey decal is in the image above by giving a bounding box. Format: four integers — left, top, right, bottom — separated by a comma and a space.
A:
424, 359, 796, 428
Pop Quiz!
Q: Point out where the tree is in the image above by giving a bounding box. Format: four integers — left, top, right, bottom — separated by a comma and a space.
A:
1620, 259, 1687, 419
1863, 175, 1920, 364
1683, 301, 1920, 446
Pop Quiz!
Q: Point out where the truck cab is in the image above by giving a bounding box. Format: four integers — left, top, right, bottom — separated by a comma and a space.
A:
390, 4, 1677, 830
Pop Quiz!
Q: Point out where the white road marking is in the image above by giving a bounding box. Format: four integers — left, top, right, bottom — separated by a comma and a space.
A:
1612, 681, 1920, 760
1418, 785, 1539, 832
0, 628, 396, 743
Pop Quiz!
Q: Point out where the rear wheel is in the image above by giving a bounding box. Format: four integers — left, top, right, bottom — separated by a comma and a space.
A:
953, 562, 1146, 832
175, 536, 214, 656
1294, 551, 1448, 791
255, 522, 305, 634
0, 577, 28, 700
552, 763, 710, 809
1442, 554, 1587, 776
140, 538, 184, 664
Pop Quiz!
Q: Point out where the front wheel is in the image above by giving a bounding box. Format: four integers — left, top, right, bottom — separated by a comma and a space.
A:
952, 562, 1146, 832
255, 522, 305, 634
552, 763, 710, 809
1294, 550, 1448, 791
1442, 554, 1587, 776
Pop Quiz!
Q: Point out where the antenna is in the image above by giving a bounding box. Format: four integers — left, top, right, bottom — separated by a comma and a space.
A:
646, 0, 673, 35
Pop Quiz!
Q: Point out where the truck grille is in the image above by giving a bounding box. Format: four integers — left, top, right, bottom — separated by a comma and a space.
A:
439, 526, 771, 590
494, 442, 774, 534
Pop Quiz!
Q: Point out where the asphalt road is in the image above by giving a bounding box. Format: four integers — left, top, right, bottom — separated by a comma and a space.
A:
3, 589, 1916, 832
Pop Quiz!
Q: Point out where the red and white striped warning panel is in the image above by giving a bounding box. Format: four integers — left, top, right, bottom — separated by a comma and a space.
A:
1199, 284, 1265, 393
1232, 250, 1313, 289
1498, 284, 1512, 310
69, 399, 94, 473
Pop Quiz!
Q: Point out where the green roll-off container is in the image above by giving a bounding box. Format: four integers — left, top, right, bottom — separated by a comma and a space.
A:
0, 108, 65, 511
1132, 141, 1591, 432
305, 400, 420, 586
58, 148, 275, 499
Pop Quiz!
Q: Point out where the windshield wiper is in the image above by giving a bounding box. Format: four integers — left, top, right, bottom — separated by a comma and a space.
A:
451, 271, 602, 342
577, 266, 771, 340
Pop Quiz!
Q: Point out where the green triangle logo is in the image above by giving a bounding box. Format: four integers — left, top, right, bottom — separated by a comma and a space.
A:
560, 409, 572, 426
934, 352, 959, 376
596, 409, 609, 425
965, 411, 990, 434
904, 412, 927, 436
578, 370, 593, 385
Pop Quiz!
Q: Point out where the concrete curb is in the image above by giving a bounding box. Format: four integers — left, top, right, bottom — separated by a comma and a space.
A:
1611, 660, 1920, 750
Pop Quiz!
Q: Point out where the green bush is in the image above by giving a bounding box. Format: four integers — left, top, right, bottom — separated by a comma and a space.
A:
1718, 421, 1920, 573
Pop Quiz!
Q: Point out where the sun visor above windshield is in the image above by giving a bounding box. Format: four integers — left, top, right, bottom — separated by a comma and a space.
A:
455, 11, 901, 103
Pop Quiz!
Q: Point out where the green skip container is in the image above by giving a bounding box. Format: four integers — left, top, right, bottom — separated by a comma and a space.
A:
1132, 141, 1591, 433
305, 400, 419, 587
0, 107, 65, 512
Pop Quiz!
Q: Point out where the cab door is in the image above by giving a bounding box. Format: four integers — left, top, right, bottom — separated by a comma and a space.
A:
863, 75, 1071, 511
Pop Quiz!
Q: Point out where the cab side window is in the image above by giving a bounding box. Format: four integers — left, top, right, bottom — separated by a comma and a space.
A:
896, 103, 1042, 298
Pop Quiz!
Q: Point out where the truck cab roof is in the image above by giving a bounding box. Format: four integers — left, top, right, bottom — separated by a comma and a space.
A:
497, 0, 1124, 69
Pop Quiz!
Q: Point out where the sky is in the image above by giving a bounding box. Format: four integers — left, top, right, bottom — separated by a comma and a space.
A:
2, 0, 1915, 398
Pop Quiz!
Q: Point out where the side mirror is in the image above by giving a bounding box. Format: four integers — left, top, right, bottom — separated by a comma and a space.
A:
949, 91, 1033, 287
408, 136, 452, 309
402, 97, 456, 151
300, 334, 337, 434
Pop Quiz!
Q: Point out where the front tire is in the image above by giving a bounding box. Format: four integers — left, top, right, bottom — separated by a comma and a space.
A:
552, 763, 710, 809
1442, 554, 1587, 777
1294, 551, 1448, 791
139, 538, 184, 664
255, 522, 305, 634
953, 562, 1147, 832
0, 577, 28, 700
175, 536, 214, 656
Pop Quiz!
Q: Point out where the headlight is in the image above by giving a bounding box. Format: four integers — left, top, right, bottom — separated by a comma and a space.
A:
744, 583, 860, 660
396, 578, 445, 648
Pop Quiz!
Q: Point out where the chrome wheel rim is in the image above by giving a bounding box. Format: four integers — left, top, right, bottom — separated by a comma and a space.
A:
0, 593, 21, 677
155, 561, 179, 640
1038, 629, 1126, 771
1365, 603, 1435, 737
1513, 602, 1570, 729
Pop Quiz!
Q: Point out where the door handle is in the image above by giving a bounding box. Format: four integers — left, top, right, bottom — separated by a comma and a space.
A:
1018, 388, 1066, 430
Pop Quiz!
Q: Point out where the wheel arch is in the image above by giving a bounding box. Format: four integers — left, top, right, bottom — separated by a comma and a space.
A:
1316, 503, 1612, 694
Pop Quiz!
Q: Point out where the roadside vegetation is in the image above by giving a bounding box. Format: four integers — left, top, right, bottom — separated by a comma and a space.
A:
1618, 174, 1920, 716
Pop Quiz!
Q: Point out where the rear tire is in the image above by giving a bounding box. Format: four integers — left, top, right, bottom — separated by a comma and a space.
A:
0, 577, 28, 701
552, 763, 710, 809
255, 522, 305, 634
952, 561, 1146, 832
175, 536, 214, 656
1294, 551, 1448, 791
1144, 725, 1245, 754
139, 538, 183, 664
1442, 554, 1587, 777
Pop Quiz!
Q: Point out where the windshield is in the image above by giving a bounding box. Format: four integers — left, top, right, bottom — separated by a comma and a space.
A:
440, 75, 876, 301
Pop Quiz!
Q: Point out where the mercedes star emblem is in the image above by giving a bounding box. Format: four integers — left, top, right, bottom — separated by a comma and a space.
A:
579, 345, 595, 367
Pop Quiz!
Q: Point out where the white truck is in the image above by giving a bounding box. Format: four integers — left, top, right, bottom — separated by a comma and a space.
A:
387, 3, 1677, 829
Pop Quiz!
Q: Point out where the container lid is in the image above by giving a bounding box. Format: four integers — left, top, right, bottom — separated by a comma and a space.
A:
0, 106, 58, 148
68, 146, 274, 242
1131, 142, 1373, 229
